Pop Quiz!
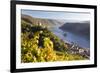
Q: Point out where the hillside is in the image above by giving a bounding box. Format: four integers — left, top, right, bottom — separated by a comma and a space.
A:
59, 22, 90, 39
21, 14, 89, 63
21, 14, 65, 28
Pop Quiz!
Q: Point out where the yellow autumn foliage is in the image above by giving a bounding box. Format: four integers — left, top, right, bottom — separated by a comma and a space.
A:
21, 20, 87, 63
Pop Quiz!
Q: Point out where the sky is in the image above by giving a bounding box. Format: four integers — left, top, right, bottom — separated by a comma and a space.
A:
21, 9, 90, 22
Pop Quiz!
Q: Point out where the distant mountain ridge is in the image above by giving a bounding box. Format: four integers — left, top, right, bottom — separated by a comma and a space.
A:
21, 14, 65, 27
21, 14, 90, 39
59, 22, 90, 39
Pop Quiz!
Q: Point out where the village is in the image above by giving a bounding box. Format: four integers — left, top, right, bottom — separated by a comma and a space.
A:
66, 42, 90, 59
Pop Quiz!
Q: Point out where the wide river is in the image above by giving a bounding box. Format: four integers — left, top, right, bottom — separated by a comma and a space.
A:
49, 27, 90, 48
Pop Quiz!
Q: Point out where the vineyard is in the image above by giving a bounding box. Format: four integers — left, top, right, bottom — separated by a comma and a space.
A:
21, 18, 88, 63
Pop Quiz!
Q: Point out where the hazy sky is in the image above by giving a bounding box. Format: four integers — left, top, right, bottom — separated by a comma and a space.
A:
21, 9, 90, 22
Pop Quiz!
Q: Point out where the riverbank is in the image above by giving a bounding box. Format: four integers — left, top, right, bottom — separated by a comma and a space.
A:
65, 42, 90, 59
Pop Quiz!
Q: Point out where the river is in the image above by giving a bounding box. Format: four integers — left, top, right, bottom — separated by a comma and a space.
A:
49, 27, 90, 48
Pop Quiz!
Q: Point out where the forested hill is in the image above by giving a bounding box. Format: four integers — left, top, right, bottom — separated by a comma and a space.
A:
59, 21, 90, 39
21, 14, 65, 28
